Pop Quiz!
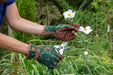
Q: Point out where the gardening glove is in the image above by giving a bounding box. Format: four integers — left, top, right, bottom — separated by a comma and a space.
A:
42, 24, 80, 41
26, 44, 63, 69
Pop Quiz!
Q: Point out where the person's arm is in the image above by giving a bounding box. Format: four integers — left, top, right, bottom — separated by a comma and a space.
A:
0, 32, 62, 69
6, 3, 44, 35
0, 33, 28, 55
6, 2, 80, 41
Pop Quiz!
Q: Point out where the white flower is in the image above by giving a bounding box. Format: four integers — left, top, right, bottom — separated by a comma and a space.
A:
63, 10, 75, 19
79, 26, 92, 34
84, 51, 88, 55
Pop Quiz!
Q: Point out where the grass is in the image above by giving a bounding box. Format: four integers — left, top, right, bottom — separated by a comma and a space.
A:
0, 0, 113, 74
1, 12, 113, 75
0, 37, 113, 75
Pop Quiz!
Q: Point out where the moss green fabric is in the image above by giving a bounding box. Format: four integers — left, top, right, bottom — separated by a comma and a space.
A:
28, 44, 62, 69
37, 47, 61, 69
45, 24, 71, 32
28, 44, 37, 59
40, 45, 50, 49
44, 24, 71, 38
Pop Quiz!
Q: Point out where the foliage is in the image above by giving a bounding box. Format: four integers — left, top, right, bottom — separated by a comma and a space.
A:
15, 0, 36, 21
0, 49, 113, 75
54, 0, 94, 11
1, 0, 113, 75
0, 49, 10, 60
53, 0, 72, 10
35, 0, 62, 25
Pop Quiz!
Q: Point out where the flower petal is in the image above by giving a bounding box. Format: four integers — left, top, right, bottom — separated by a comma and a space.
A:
70, 14, 75, 18
85, 29, 92, 34
79, 26, 84, 31
86, 26, 91, 30
68, 10, 73, 12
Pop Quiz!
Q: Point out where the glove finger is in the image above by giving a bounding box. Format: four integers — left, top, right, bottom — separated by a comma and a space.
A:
54, 58, 60, 63
61, 31, 67, 41
55, 32, 64, 41
57, 28, 74, 32
65, 31, 69, 41
59, 30, 72, 41
70, 35, 75, 40
65, 27, 78, 32
55, 53, 63, 60
65, 31, 72, 41
48, 64, 54, 69
71, 23, 80, 28
72, 30, 75, 34
56, 30, 67, 41
56, 28, 75, 41
66, 32, 75, 40
71, 26, 79, 32
62, 31, 70, 41
75, 27, 79, 32
51, 61, 57, 67
61, 31, 68, 41
60, 31, 69, 41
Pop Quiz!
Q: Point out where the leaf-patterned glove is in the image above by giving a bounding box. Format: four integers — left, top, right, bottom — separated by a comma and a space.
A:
42, 24, 80, 41
26, 44, 63, 69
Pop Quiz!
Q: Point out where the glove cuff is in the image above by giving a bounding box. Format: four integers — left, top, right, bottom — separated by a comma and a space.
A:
42, 24, 70, 37
26, 43, 40, 60
44, 24, 71, 33
42, 25, 56, 39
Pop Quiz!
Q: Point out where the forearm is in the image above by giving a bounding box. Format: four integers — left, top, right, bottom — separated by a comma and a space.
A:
9, 18, 44, 35
0, 33, 29, 55
6, 3, 45, 35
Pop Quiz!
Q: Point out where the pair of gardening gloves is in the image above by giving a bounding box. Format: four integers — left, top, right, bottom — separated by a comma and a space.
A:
26, 24, 80, 69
